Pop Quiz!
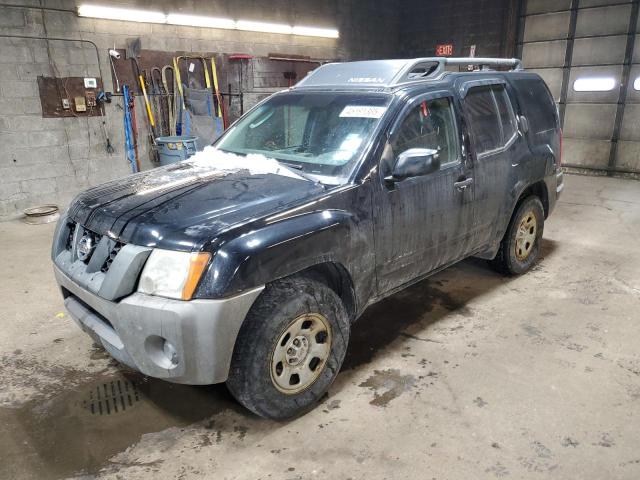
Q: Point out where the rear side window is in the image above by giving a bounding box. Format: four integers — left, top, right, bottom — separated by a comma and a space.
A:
513, 78, 558, 137
464, 87, 502, 154
465, 85, 517, 155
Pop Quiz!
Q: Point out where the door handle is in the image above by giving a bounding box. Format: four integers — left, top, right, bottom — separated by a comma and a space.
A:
454, 178, 473, 191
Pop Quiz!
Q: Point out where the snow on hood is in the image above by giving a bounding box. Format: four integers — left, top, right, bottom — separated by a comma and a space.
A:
134, 147, 305, 196
188, 147, 304, 180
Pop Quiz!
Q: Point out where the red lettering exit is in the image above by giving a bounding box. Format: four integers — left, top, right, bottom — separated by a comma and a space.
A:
435, 44, 454, 56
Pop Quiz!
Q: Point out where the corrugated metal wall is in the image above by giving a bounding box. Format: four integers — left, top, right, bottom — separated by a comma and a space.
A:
519, 0, 640, 175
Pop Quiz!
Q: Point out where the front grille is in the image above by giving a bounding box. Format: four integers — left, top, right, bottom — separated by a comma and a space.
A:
79, 230, 103, 264
65, 221, 76, 251
101, 242, 124, 273
64, 220, 125, 274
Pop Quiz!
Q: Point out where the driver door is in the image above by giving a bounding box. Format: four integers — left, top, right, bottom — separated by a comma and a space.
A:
373, 92, 476, 294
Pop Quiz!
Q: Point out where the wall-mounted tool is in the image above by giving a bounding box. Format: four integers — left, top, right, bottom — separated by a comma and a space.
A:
151, 67, 167, 136
211, 56, 228, 129
138, 72, 159, 163
129, 92, 140, 167
108, 48, 120, 92
123, 41, 157, 160
139, 74, 154, 128
101, 120, 114, 155
126, 37, 143, 93
122, 84, 139, 172
162, 65, 176, 136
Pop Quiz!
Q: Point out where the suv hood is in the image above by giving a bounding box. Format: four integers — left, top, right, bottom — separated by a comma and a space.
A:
68, 149, 326, 250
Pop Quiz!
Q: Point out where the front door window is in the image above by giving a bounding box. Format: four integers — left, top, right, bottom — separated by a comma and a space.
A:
392, 97, 460, 169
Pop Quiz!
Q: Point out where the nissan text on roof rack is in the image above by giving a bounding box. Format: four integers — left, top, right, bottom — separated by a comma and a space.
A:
52, 57, 564, 419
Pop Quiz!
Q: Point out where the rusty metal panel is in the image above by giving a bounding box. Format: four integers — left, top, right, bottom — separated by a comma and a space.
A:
37, 76, 104, 118
249, 57, 318, 90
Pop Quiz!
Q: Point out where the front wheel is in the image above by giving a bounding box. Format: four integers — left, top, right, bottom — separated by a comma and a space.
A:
490, 196, 545, 275
226, 276, 350, 419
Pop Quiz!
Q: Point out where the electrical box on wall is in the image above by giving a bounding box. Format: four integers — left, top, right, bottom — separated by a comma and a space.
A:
37, 76, 104, 118
86, 91, 96, 107
74, 96, 87, 112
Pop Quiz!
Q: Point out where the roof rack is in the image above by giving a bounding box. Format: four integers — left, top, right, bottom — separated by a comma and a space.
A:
293, 57, 524, 90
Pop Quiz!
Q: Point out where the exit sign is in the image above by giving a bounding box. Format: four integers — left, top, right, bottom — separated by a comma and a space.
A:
435, 44, 454, 56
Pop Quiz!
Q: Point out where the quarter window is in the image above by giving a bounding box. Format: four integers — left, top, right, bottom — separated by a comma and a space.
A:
392, 97, 459, 168
513, 79, 557, 136
465, 85, 517, 155
494, 87, 517, 142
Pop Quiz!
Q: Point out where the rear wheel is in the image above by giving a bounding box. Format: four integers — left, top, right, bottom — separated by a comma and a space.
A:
490, 196, 544, 275
226, 276, 350, 419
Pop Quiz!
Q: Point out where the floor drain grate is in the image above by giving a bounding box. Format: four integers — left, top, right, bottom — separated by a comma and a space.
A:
82, 379, 141, 415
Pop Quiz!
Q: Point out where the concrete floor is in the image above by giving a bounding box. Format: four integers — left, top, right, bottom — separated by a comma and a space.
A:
1, 173, 639, 480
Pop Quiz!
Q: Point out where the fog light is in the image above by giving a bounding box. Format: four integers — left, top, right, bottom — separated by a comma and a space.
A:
163, 340, 178, 365
145, 335, 179, 369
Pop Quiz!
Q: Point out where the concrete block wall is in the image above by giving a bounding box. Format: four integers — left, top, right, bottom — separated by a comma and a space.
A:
0, 0, 399, 220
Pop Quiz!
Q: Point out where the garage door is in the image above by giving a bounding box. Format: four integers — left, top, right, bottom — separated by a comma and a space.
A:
519, 0, 640, 175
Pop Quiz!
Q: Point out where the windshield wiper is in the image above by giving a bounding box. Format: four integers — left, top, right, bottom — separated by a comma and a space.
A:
218, 149, 324, 186
278, 161, 302, 170
275, 160, 325, 186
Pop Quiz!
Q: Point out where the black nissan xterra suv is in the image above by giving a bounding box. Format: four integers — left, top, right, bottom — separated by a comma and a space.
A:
52, 57, 564, 419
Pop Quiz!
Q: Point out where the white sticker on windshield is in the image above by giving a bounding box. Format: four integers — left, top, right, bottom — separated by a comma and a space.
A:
339, 105, 387, 119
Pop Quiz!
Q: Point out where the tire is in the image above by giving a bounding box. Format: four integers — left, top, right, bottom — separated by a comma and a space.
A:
226, 275, 350, 419
490, 195, 544, 275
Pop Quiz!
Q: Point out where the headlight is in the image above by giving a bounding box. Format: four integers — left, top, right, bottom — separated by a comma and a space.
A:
138, 249, 211, 300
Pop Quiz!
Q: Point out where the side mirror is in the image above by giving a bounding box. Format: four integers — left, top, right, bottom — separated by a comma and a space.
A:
386, 148, 440, 183
518, 115, 529, 134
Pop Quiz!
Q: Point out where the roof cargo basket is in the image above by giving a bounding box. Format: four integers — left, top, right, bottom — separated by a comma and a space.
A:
391, 57, 523, 86
294, 57, 524, 90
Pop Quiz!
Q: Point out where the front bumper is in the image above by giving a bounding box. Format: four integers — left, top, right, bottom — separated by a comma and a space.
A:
54, 264, 263, 384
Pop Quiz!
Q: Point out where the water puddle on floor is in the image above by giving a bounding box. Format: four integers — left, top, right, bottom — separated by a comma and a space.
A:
0, 371, 235, 479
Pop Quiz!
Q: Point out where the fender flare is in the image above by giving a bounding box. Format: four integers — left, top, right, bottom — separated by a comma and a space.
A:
195, 209, 360, 299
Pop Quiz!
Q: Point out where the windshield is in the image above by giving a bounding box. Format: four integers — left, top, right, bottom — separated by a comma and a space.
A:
216, 92, 392, 183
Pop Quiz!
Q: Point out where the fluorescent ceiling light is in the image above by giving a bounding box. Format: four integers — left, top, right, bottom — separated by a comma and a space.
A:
77, 5, 339, 38
634, 77, 640, 91
236, 20, 293, 35
77, 4, 165, 23
167, 14, 235, 29
292, 26, 339, 38
573, 77, 617, 92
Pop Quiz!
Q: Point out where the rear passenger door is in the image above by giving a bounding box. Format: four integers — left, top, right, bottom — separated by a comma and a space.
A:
374, 92, 476, 294
462, 83, 519, 247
